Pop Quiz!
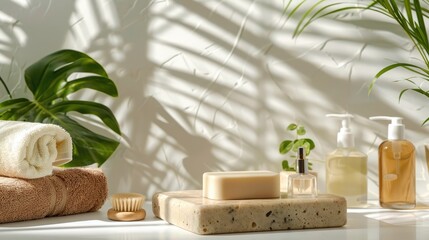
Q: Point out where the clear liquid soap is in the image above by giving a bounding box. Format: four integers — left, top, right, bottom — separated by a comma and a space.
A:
326, 114, 368, 207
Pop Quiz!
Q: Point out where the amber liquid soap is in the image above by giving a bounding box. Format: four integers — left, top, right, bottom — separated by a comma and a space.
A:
379, 140, 415, 209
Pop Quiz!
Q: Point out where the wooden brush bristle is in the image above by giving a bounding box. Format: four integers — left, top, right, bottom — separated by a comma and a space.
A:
111, 193, 145, 212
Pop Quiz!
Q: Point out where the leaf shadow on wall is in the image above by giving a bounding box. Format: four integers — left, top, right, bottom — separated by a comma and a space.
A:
98, 0, 303, 194
70, 0, 429, 195
0, 1, 75, 100
69, 1, 226, 193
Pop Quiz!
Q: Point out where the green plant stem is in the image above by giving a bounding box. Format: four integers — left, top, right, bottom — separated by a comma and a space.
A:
0, 75, 12, 99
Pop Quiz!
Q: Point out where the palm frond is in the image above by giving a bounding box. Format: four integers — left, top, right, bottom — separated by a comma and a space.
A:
289, 0, 429, 124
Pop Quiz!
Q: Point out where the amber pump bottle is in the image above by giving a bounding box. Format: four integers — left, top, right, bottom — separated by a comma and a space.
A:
370, 116, 415, 209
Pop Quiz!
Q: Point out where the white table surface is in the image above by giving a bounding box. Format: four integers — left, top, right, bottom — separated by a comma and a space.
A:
1, 202, 429, 240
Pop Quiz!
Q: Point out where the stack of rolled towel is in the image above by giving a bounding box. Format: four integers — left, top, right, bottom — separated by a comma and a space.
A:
0, 120, 108, 224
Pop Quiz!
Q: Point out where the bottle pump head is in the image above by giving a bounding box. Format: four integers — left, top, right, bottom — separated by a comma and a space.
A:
326, 113, 355, 148
369, 116, 404, 140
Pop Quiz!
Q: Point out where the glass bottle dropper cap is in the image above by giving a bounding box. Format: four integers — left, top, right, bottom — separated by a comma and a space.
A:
297, 147, 307, 174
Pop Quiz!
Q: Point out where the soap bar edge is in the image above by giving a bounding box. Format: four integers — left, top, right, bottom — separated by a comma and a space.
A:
203, 171, 280, 200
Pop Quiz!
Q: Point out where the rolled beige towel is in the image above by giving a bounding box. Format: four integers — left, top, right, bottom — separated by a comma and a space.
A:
0, 120, 73, 179
0, 167, 107, 224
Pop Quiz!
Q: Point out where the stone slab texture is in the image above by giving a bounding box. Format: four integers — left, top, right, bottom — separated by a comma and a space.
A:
152, 190, 347, 235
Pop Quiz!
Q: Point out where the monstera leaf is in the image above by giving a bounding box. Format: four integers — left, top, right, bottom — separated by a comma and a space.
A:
0, 49, 121, 167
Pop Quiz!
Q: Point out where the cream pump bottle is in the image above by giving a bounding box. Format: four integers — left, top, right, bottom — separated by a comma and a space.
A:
370, 116, 415, 209
325, 114, 368, 207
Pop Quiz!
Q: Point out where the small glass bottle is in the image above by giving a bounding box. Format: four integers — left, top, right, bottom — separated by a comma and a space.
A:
288, 147, 317, 198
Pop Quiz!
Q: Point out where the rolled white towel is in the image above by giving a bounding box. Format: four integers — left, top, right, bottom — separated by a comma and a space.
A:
0, 120, 72, 179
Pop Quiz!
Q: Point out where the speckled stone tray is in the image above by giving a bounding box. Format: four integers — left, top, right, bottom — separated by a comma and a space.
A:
152, 190, 347, 235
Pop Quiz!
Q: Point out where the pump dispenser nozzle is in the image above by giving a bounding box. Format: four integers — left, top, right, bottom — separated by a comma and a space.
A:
369, 116, 404, 140
370, 116, 405, 180
326, 113, 355, 148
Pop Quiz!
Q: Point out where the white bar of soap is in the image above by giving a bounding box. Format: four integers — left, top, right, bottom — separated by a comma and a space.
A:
203, 171, 280, 200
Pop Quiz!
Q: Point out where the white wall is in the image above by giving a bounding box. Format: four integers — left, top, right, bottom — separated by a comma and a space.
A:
1, 0, 429, 202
